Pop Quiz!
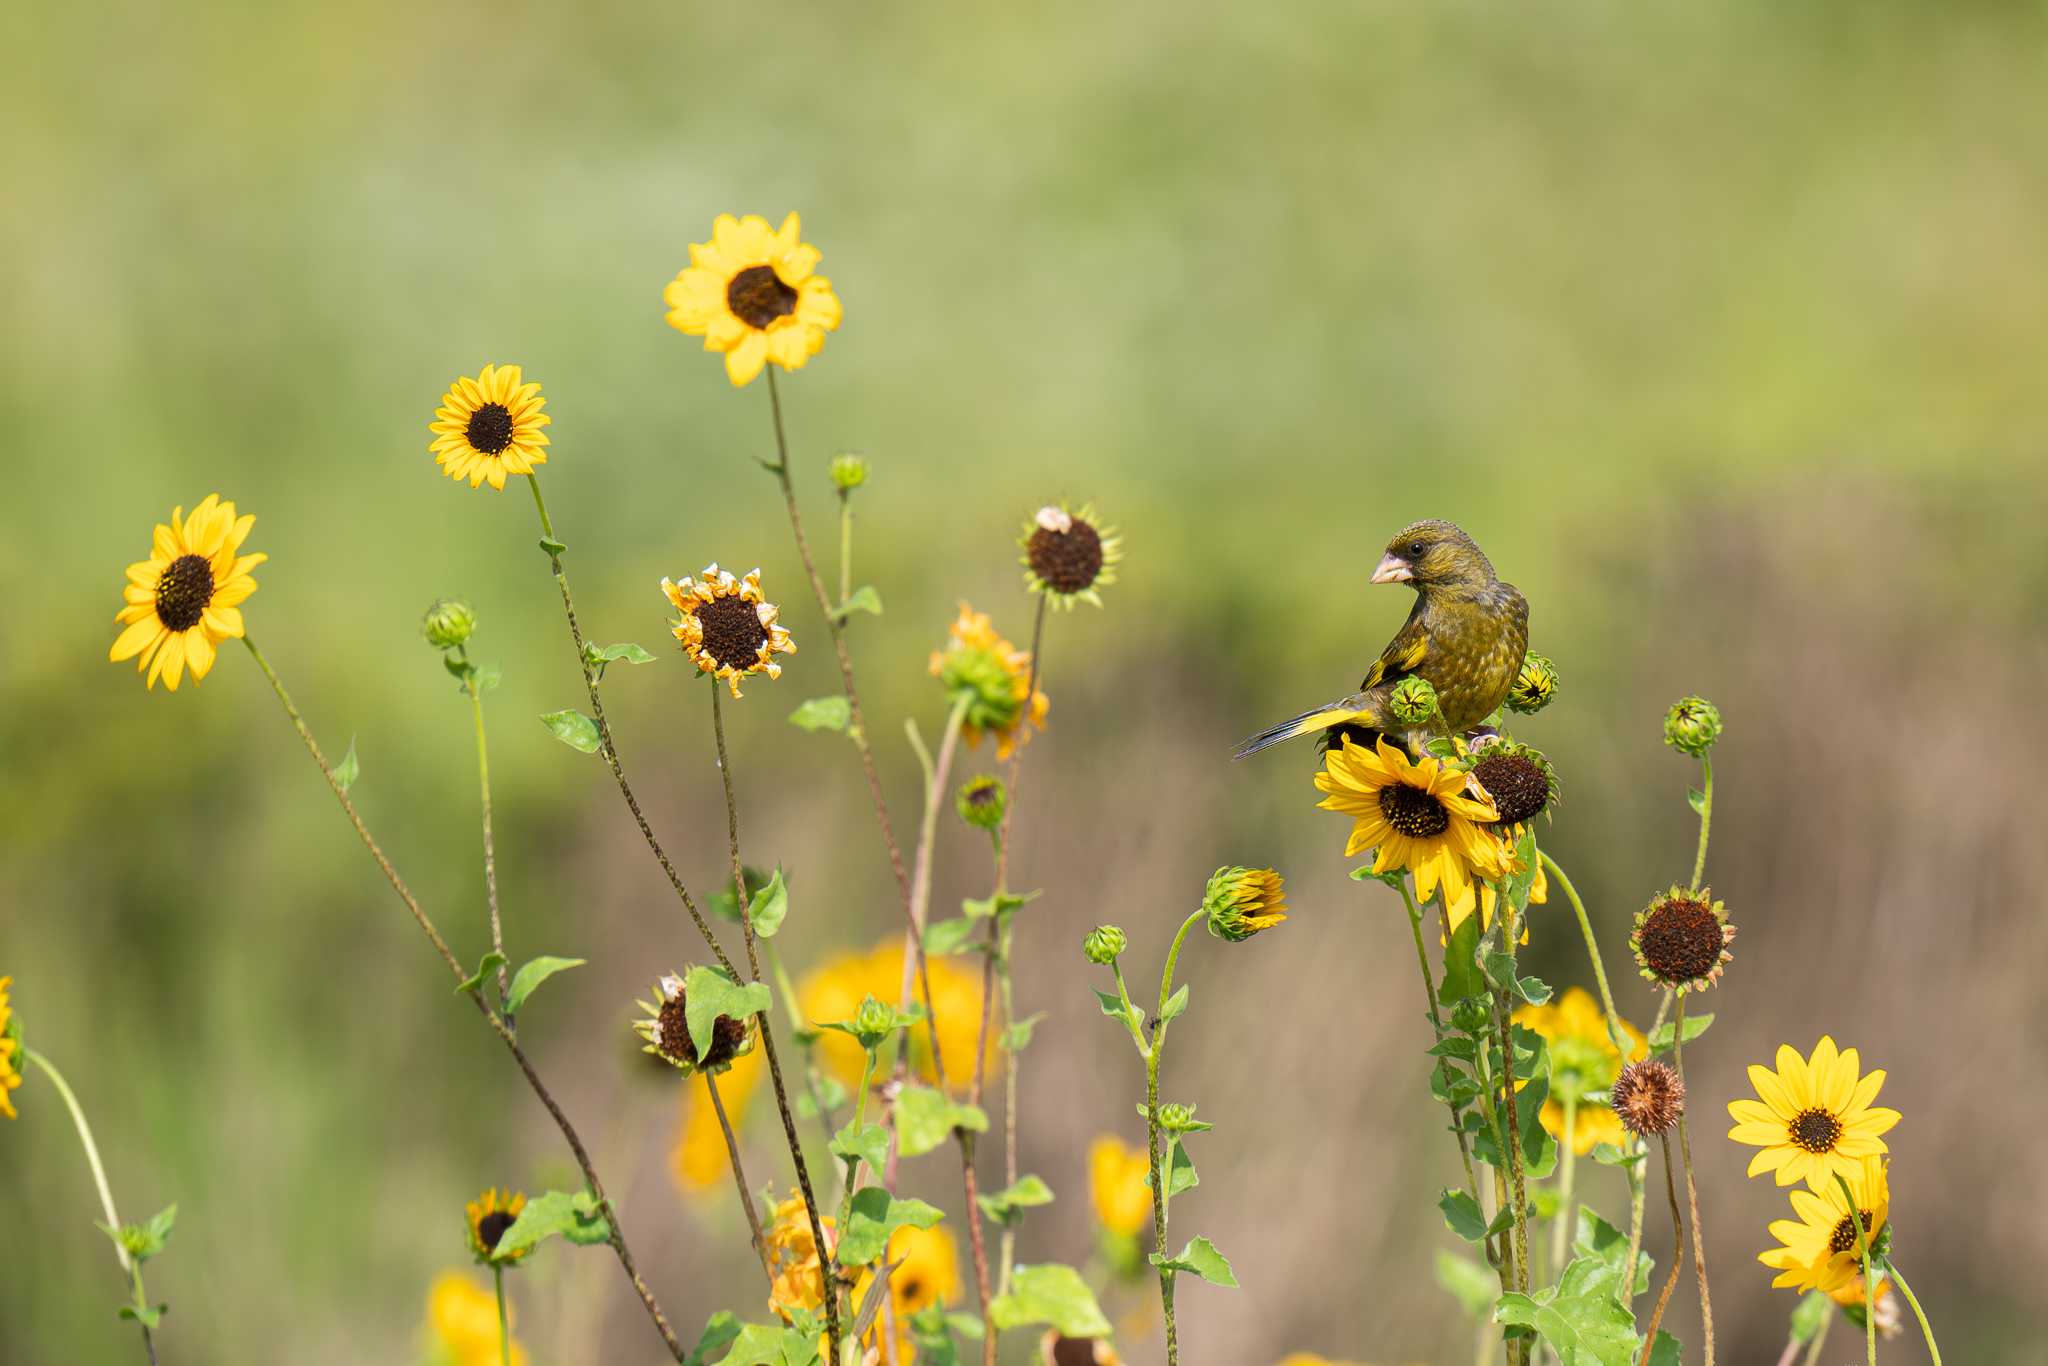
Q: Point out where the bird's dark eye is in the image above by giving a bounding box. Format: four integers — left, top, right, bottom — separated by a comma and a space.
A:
1408, 541, 1427, 558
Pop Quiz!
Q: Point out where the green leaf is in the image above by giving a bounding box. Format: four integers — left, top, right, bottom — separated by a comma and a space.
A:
1590, 1142, 1644, 1168
711, 1320, 816, 1366
1426, 1036, 1476, 1061
746, 868, 789, 939
538, 536, 567, 556
456, 951, 507, 995
1515, 974, 1553, 1006
1438, 1188, 1489, 1242
540, 708, 601, 754
1162, 1140, 1198, 1197
473, 662, 502, 694
977, 1174, 1055, 1223
1434, 1249, 1497, 1320
1440, 912, 1485, 1003
1789, 1290, 1831, 1343
788, 696, 852, 733
1093, 989, 1142, 1033
990, 1263, 1112, 1337
333, 737, 360, 793
118, 1304, 168, 1327
834, 585, 884, 619
492, 1189, 613, 1259
1003, 1011, 1048, 1054
1502, 827, 1540, 914
1159, 983, 1191, 1023
596, 641, 656, 665
896, 1084, 987, 1157
1574, 1210, 1653, 1297
682, 966, 773, 1061
963, 889, 1038, 920
144, 1204, 178, 1251
794, 1074, 850, 1119
924, 916, 980, 956
1150, 1235, 1237, 1287
1482, 950, 1519, 993
504, 956, 584, 1014
830, 1121, 892, 1177
837, 1187, 944, 1266
1687, 786, 1708, 815
1647, 1012, 1715, 1055
684, 1311, 743, 1366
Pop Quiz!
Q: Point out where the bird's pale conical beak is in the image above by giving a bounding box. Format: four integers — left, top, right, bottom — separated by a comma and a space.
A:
1371, 553, 1413, 585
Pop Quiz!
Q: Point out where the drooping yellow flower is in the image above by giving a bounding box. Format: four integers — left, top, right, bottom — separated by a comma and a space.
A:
671, 1046, 765, 1196
464, 1188, 530, 1266
660, 566, 797, 699
1511, 987, 1647, 1156
108, 495, 264, 692
1758, 1156, 1890, 1296
1089, 1135, 1152, 1239
428, 363, 550, 491
765, 1191, 836, 1323
0, 976, 21, 1120
1202, 866, 1288, 942
929, 603, 1049, 759
425, 1271, 528, 1366
1020, 502, 1123, 610
1727, 1037, 1900, 1188
1314, 737, 1508, 930
663, 212, 843, 387
798, 941, 991, 1091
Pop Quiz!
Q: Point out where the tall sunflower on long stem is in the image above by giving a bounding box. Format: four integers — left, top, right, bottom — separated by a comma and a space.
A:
108, 495, 263, 691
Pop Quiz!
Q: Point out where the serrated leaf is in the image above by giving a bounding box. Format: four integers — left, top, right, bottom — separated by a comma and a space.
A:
1150, 1235, 1237, 1287
539, 709, 601, 754
1482, 950, 1519, 993
332, 737, 359, 793
456, 951, 507, 995
924, 916, 980, 956
1515, 974, 1552, 1006
1438, 1188, 1489, 1241
596, 642, 656, 665
1575, 1209, 1653, 1297
834, 585, 883, 619
1440, 912, 1485, 1003
1158, 983, 1191, 1023
1590, 1142, 1645, 1168
681, 966, 773, 1061
1426, 1035, 1477, 1060
1164, 1140, 1198, 1197
830, 1121, 892, 1177
1093, 988, 1143, 1034
684, 1311, 743, 1366
1647, 1012, 1715, 1055
977, 1174, 1054, 1223
788, 696, 852, 733
990, 1263, 1112, 1337
837, 1187, 944, 1266
712, 1320, 816, 1366
504, 955, 585, 1014
492, 1189, 612, 1259
1004, 1011, 1048, 1053
746, 868, 789, 939
895, 1084, 987, 1157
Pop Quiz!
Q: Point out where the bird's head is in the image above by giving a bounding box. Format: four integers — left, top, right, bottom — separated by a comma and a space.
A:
1371, 520, 1494, 590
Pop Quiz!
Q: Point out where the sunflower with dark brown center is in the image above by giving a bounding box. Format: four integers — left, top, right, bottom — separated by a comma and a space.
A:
1470, 743, 1557, 829
1611, 1058, 1685, 1137
109, 494, 265, 692
634, 971, 757, 1076
1759, 1154, 1891, 1296
465, 1187, 531, 1265
663, 212, 842, 387
428, 363, 551, 491
1040, 1333, 1122, 1366
1727, 1036, 1900, 1188
1020, 502, 1122, 609
1630, 885, 1736, 992
660, 565, 796, 698
1314, 737, 1508, 932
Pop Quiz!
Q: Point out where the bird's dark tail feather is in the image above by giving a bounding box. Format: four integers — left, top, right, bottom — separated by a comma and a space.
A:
1232, 702, 1372, 760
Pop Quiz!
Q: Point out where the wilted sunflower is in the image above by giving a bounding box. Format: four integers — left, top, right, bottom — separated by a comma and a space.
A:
428, 364, 550, 491
663, 213, 843, 387
0, 976, 21, 1120
1469, 741, 1557, 834
1315, 737, 1508, 930
633, 972, 757, 1076
1632, 886, 1736, 993
1727, 1037, 1900, 1188
1042, 1335, 1124, 1365
765, 1191, 836, 1323
1758, 1156, 1890, 1296
109, 494, 264, 692
426, 1271, 529, 1366
1202, 866, 1288, 941
929, 603, 1049, 759
1020, 502, 1122, 609
1088, 1135, 1152, 1240
464, 1188, 530, 1266
660, 566, 796, 698
1511, 987, 1646, 1156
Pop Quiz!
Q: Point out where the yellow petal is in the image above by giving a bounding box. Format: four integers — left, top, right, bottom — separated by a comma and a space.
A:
109, 616, 164, 662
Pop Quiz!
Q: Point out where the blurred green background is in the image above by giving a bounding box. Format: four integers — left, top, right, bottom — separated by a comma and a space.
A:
5, 0, 2045, 1361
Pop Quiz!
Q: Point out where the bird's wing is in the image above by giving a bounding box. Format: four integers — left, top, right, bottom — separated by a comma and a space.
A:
1358, 618, 1430, 692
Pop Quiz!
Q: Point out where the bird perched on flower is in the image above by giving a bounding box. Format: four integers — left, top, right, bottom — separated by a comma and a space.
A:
1235, 520, 1529, 760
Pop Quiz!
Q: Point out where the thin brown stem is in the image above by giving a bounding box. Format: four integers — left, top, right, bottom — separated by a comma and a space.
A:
1671, 994, 1714, 1366
992, 593, 1047, 1293
1638, 1135, 1685, 1366
963, 912, 1002, 1365
706, 1071, 771, 1281
709, 683, 840, 1365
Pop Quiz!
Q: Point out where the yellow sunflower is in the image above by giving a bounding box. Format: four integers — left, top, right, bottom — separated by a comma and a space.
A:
660, 566, 797, 699
1727, 1036, 1901, 1188
1477, 838, 1548, 940
929, 603, 1049, 760
0, 976, 22, 1120
1314, 737, 1508, 930
1202, 866, 1288, 941
663, 212, 843, 387
109, 495, 264, 692
1020, 502, 1123, 609
844, 1223, 961, 1361
428, 363, 550, 491
464, 1188, 529, 1266
798, 941, 990, 1090
1511, 987, 1646, 1156
1089, 1135, 1153, 1239
1758, 1156, 1890, 1296
425, 1271, 528, 1366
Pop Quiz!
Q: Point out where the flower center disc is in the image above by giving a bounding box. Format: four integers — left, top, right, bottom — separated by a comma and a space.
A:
727, 265, 798, 329
695, 595, 770, 671
1379, 782, 1451, 838
1472, 753, 1550, 825
1789, 1106, 1843, 1153
465, 402, 516, 455
1051, 1339, 1097, 1366
477, 1210, 517, 1251
656, 994, 745, 1067
1829, 1210, 1876, 1255
1028, 519, 1105, 594
154, 553, 216, 631
1638, 897, 1724, 983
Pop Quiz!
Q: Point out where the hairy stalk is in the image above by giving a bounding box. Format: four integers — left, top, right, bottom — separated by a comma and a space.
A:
1638, 1135, 1685, 1366
493, 1264, 512, 1366
1689, 757, 1713, 892
1540, 850, 1631, 1059
1398, 881, 1485, 1228
1836, 1173, 1877, 1366
1670, 993, 1714, 1365
1798, 1309, 1833, 1366
1147, 908, 1207, 1366
1886, 1262, 1942, 1365
1494, 909, 1532, 1297
465, 666, 511, 1017
24, 1048, 158, 1366
706, 1072, 772, 1281
241, 635, 686, 1361
1551, 1097, 1579, 1278
963, 910, 1001, 1366
710, 683, 839, 1364
831, 1048, 882, 1335
838, 486, 854, 605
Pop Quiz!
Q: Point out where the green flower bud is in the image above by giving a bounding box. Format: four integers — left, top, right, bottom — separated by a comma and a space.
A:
1506, 652, 1559, 714
1388, 675, 1440, 727
422, 598, 478, 650
1201, 866, 1288, 943
1663, 696, 1723, 757
956, 775, 1007, 832
1157, 1102, 1208, 1133
829, 452, 869, 491
853, 995, 896, 1047
1082, 925, 1127, 966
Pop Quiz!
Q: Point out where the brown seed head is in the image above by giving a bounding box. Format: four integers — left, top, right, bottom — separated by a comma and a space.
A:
1611, 1058, 1685, 1137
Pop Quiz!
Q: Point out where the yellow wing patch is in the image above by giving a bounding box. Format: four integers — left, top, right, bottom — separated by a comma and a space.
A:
1361, 634, 1428, 691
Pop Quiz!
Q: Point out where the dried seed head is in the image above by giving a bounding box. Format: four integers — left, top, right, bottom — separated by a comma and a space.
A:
1612, 1058, 1685, 1137
1632, 887, 1736, 992
1471, 748, 1554, 827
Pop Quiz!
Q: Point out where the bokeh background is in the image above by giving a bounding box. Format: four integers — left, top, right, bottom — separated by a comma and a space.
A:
4, 0, 2045, 1361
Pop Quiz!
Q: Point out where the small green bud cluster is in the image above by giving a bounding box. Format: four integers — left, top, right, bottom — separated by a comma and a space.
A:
1663, 696, 1723, 757
1082, 925, 1127, 966
956, 775, 1007, 832
830, 452, 869, 492
852, 995, 897, 1048
1388, 675, 1440, 726
421, 597, 477, 650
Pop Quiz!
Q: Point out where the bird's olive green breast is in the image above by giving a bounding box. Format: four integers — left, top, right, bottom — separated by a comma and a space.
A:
1416, 582, 1529, 731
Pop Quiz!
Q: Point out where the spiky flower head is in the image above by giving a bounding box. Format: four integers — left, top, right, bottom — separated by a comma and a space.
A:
1082, 926, 1127, 966
956, 775, 1007, 832
660, 565, 796, 698
1506, 652, 1559, 714
1202, 866, 1287, 942
1631, 886, 1736, 993
1611, 1059, 1685, 1137
465, 1187, 531, 1265
1156, 1102, 1203, 1133
929, 604, 1049, 759
852, 995, 897, 1048
1470, 741, 1559, 831
422, 598, 478, 651
1020, 501, 1122, 609
1388, 675, 1440, 727
632, 972, 756, 1076
1664, 695, 1723, 757
829, 452, 869, 491
0, 976, 22, 1120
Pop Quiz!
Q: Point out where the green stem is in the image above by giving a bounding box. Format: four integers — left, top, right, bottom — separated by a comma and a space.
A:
24, 1047, 157, 1365
1798, 1309, 1833, 1366
1885, 1262, 1942, 1366
1690, 757, 1713, 892
1551, 1097, 1578, 1276
1398, 880, 1485, 1224
466, 671, 511, 1019
1147, 909, 1206, 1366
1493, 905, 1532, 1302
831, 1047, 881, 1334
494, 1263, 512, 1366
1540, 851, 1632, 1060
837, 491, 853, 606
1835, 1173, 1877, 1366
705, 1070, 771, 1281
